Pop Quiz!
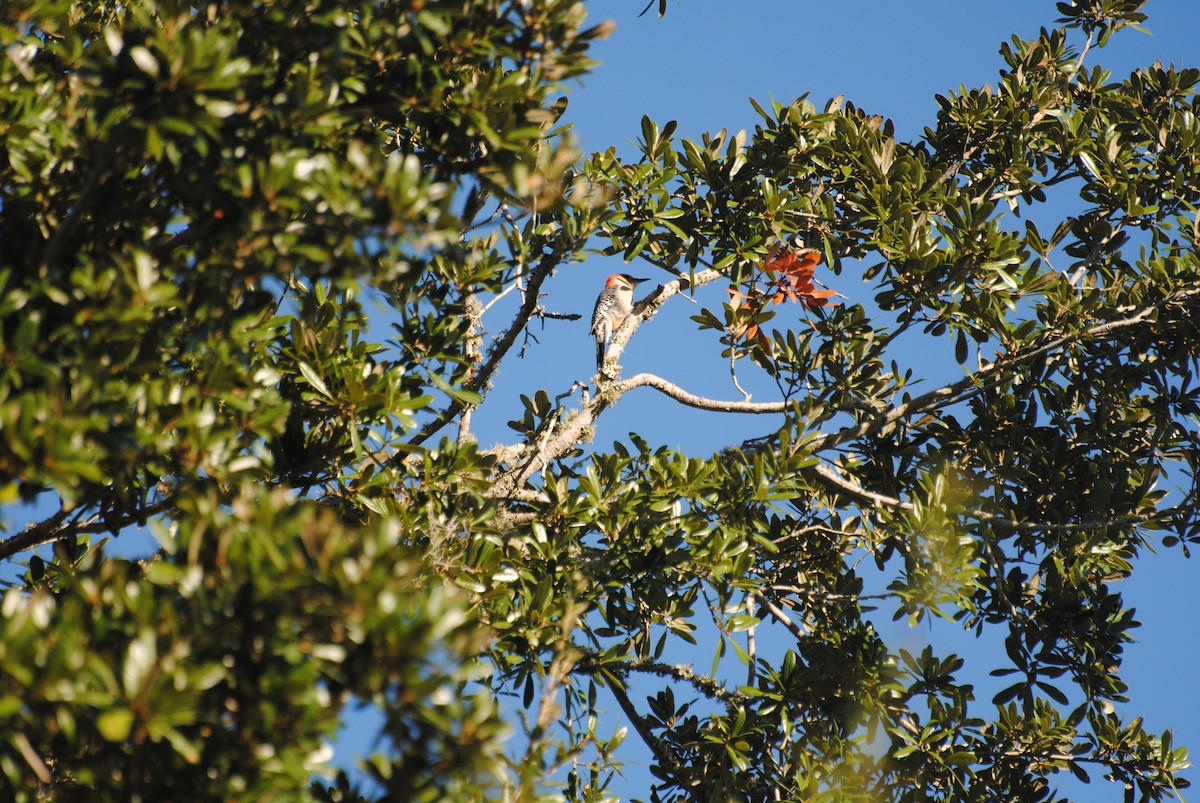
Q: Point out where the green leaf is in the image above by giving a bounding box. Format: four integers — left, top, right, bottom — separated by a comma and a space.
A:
297, 361, 333, 400
97, 708, 135, 742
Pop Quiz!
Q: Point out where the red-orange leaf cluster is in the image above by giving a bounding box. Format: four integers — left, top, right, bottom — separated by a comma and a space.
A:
761, 245, 837, 309
728, 245, 839, 344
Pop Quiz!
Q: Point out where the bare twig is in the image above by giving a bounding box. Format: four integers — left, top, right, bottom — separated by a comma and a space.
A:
1072, 30, 1097, 78
479, 278, 521, 315
729, 345, 751, 402
533, 307, 581, 322
14, 732, 50, 785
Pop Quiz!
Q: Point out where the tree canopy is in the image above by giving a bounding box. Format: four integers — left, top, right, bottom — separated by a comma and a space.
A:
1, 1, 1197, 801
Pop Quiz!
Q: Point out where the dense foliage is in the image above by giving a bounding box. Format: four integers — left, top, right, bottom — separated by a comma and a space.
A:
0, 1, 1196, 800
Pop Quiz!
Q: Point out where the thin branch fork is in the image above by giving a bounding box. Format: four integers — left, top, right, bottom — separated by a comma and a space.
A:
493, 386, 611, 494
487, 372, 777, 498
495, 360, 779, 493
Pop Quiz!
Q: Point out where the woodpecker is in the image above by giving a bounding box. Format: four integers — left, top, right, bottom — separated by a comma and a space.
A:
590, 274, 648, 371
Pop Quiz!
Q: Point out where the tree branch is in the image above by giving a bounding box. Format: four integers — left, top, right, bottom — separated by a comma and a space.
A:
810, 459, 1168, 537
811, 463, 913, 512
618, 657, 748, 706
457, 289, 484, 444
756, 595, 808, 643
39, 143, 114, 272
810, 286, 1200, 455
0, 498, 173, 562
607, 677, 687, 782
491, 390, 610, 495
617, 372, 789, 414
402, 252, 562, 454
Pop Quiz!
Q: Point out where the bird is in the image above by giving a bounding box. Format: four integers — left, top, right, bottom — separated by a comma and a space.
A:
590, 274, 648, 371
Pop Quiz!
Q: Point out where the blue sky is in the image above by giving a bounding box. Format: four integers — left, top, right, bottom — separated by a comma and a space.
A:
463, 2, 1200, 799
